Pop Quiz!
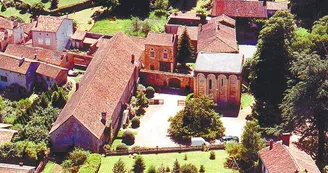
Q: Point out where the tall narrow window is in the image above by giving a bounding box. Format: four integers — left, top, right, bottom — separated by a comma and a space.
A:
45, 37, 51, 45
163, 49, 167, 59
221, 79, 223, 87
38, 37, 43, 45
209, 79, 212, 90
150, 48, 154, 58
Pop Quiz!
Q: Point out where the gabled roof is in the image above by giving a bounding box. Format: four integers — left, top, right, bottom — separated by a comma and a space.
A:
129, 36, 147, 50
0, 17, 14, 29
0, 53, 33, 75
146, 33, 175, 47
258, 142, 321, 173
197, 19, 238, 53
31, 15, 66, 33
0, 129, 17, 146
177, 26, 199, 41
71, 31, 87, 41
36, 63, 68, 79
50, 32, 143, 139
213, 14, 236, 27
195, 52, 243, 74
267, 1, 288, 11
5, 44, 65, 66
212, 0, 268, 18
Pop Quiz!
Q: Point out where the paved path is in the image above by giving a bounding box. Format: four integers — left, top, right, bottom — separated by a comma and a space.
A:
134, 92, 186, 147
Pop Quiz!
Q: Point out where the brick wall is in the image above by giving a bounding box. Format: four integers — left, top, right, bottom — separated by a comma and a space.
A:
140, 69, 194, 90
144, 43, 177, 72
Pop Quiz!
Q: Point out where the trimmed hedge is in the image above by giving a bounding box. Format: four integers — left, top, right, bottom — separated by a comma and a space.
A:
122, 130, 135, 145
78, 154, 101, 173
116, 143, 129, 151
145, 86, 155, 98
131, 117, 140, 128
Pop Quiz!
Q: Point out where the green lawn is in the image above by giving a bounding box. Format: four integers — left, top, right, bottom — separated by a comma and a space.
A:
0, 6, 31, 22
111, 139, 123, 150
99, 150, 237, 173
241, 93, 254, 109
23, 0, 86, 10
66, 6, 102, 31
43, 161, 63, 173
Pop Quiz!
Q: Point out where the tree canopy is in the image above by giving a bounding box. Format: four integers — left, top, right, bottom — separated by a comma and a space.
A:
176, 27, 195, 66
168, 95, 225, 141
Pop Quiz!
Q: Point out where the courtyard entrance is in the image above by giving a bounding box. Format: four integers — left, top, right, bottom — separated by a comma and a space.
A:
168, 78, 181, 88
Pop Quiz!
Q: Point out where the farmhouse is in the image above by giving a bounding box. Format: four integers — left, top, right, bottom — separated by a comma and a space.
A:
31, 15, 73, 51
36, 63, 68, 89
0, 17, 24, 51
49, 32, 143, 152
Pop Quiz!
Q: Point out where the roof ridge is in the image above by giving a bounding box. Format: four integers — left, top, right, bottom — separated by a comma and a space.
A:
283, 145, 301, 172
214, 29, 238, 52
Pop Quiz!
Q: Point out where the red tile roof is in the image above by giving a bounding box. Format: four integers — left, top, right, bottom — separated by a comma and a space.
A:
267, 1, 288, 11
36, 63, 68, 79
50, 32, 143, 139
146, 33, 175, 47
212, 0, 268, 18
197, 19, 238, 53
213, 14, 236, 27
31, 15, 65, 33
0, 17, 14, 29
129, 36, 147, 50
177, 26, 199, 41
71, 31, 87, 41
169, 11, 201, 20
258, 142, 321, 173
0, 53, 33, 75
22, 22, 35, 34
5, 44, 65, 66
0, 129, 17, 146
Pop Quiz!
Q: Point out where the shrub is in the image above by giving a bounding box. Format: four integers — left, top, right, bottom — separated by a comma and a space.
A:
209, 151, 215, 160
1, 4, 7, 12
78, 154, 101, 173
88, 19, 93, 24
146, 86, 155, 98
137, 84, 146, 92
199, 165, 205, 173
122, 130, 135, 145
68, 148, 90, 166
165, 166, 170, 172
113, 158, 127, 173
172, 159, 180, 173
41, 0, 49, 3
133, 156, 146, 173
154, 9, 168, 17
50, 0, 58, 9
158, 164, 165, 173
185, 93, 194, 101
184, 153, 188, 160
136, 107, 145, 116
180, 164, 198, 173
116, 143, 128, 151
131, 117, 140, 128
148, 165, 156, 173
18, 3, 29, 12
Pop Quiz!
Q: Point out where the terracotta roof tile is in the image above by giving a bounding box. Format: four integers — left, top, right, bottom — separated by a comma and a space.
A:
22, 22, 35, 34
267, 1, 288, 11
169, 12, 201, 20
50, 32, 143, 139
0, 163, 35, 173
146, 33, 175, 46
258, 142, 320, 173
0, 17, 14, 29
129, 36, 147, 50
36, 63, 68, 79
213, 14, 236, 27
71, 31, 87, 40
0, 53, 33, 75
31, 15, 65, 33
5, 44, 65, 66
212, 0, 268, 18
197, 19, 238, 53
0, 129, 17, 146
177, 26, 199, 41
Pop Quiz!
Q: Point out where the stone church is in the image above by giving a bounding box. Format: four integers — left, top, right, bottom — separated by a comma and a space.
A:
194, 52, 244, 107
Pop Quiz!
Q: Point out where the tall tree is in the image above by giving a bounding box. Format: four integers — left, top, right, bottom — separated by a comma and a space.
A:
95, 0, 119, 11
250, 11, 295, 127
113, 159, 127, 173
176, 27, 195, 66
281, 52, 328, 169
172, 159, 180, 173
50, 0, 58, 9
133, 156, 146, 173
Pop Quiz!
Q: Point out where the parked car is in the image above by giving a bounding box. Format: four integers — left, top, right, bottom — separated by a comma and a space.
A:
221, 135, 239, 143
191, 137, 210, 146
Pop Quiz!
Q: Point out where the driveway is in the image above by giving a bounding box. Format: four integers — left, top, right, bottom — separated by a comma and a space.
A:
134, 91, 186, 147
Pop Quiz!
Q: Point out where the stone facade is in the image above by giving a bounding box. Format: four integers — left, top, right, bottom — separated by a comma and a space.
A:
144, 42, 177, 73
194, 72, 241, 107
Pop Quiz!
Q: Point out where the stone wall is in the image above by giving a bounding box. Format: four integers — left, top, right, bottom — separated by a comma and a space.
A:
140, 69, 194, 90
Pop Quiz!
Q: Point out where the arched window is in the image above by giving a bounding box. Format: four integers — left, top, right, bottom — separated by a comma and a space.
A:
163, 49, 168, 59
209, 79, 212, 90
150, 48, 154, 58
221, 78, 224, 87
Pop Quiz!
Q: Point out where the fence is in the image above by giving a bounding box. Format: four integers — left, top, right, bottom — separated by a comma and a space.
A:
105, 144, 225, 156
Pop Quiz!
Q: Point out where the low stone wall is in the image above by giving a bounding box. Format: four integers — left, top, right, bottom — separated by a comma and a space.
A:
140, 69, 194, 91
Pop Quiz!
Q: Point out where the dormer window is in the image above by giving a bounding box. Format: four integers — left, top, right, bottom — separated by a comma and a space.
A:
150, 48, 154, 58
163, 49, 167, 59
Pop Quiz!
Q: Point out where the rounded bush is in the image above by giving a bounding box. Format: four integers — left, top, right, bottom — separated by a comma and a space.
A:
180, 164, 198, 173
209, 151, 215, 160
131, 117, 140, 129
122, 130, 135, 145
116, 143, 128, 151
146, 86, 155, 98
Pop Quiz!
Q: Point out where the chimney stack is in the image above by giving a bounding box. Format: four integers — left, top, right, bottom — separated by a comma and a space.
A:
269, 140, 273, 150
199, 24, 203, 31
281, 133, 291, 146
34, 54, 37, 59
101, 112, 107, 125
19, 56, 25, 66
75, 82, 79, 91
19, 162, 23, 167
263, 0, 267, 6
131, 54, 135, 64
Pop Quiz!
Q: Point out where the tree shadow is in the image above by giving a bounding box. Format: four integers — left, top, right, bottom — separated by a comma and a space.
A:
215, 105, 241, 118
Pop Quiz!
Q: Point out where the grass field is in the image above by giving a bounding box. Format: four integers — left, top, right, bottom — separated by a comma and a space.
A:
43, 161, 63, 173
23, 0, 86, 10
65, 6, 101, 31
0, 6, 31, 22
241, 93, 254, 109
99, 150, 237, 173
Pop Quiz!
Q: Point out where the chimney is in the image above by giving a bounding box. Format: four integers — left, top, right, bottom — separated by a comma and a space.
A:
66, 12, 69, 18
199, 24, 203, 31
13, 21, 18, 28
131, 54, 135, 64
269, 140, 273, 150
101, 112, 107, 125
281, 133, 291, 146
34, 54, 37, 59
10, 16, 15, 21
35, 17, 39, 28
19, 162, 23, 167
75, 82, 79, 91
19, 56, 25, 66
263, 0, 267, 6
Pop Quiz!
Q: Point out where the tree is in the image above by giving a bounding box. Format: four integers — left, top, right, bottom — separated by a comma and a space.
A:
113, 159, 127, 173
136, 91, 149, 108
51, 89, 67, 108
95, 0, 119, 11
176, 27, 195, 66
180, 164, 198, 173
281, 52, 328, 169
154, 0, 169, 10
240, 121, 265, 166
50, 0, 58, 9
147, 165, 157, 173
133, 156, 146, 173
168, 95, 225, 141
199, 165, 205, 173
39, 93, 49, 108
158, 164, 165, 173
309, 16, 328, 58
172, 159, 180, 173
250, 11, 295, 127
31, 2, 45, 16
